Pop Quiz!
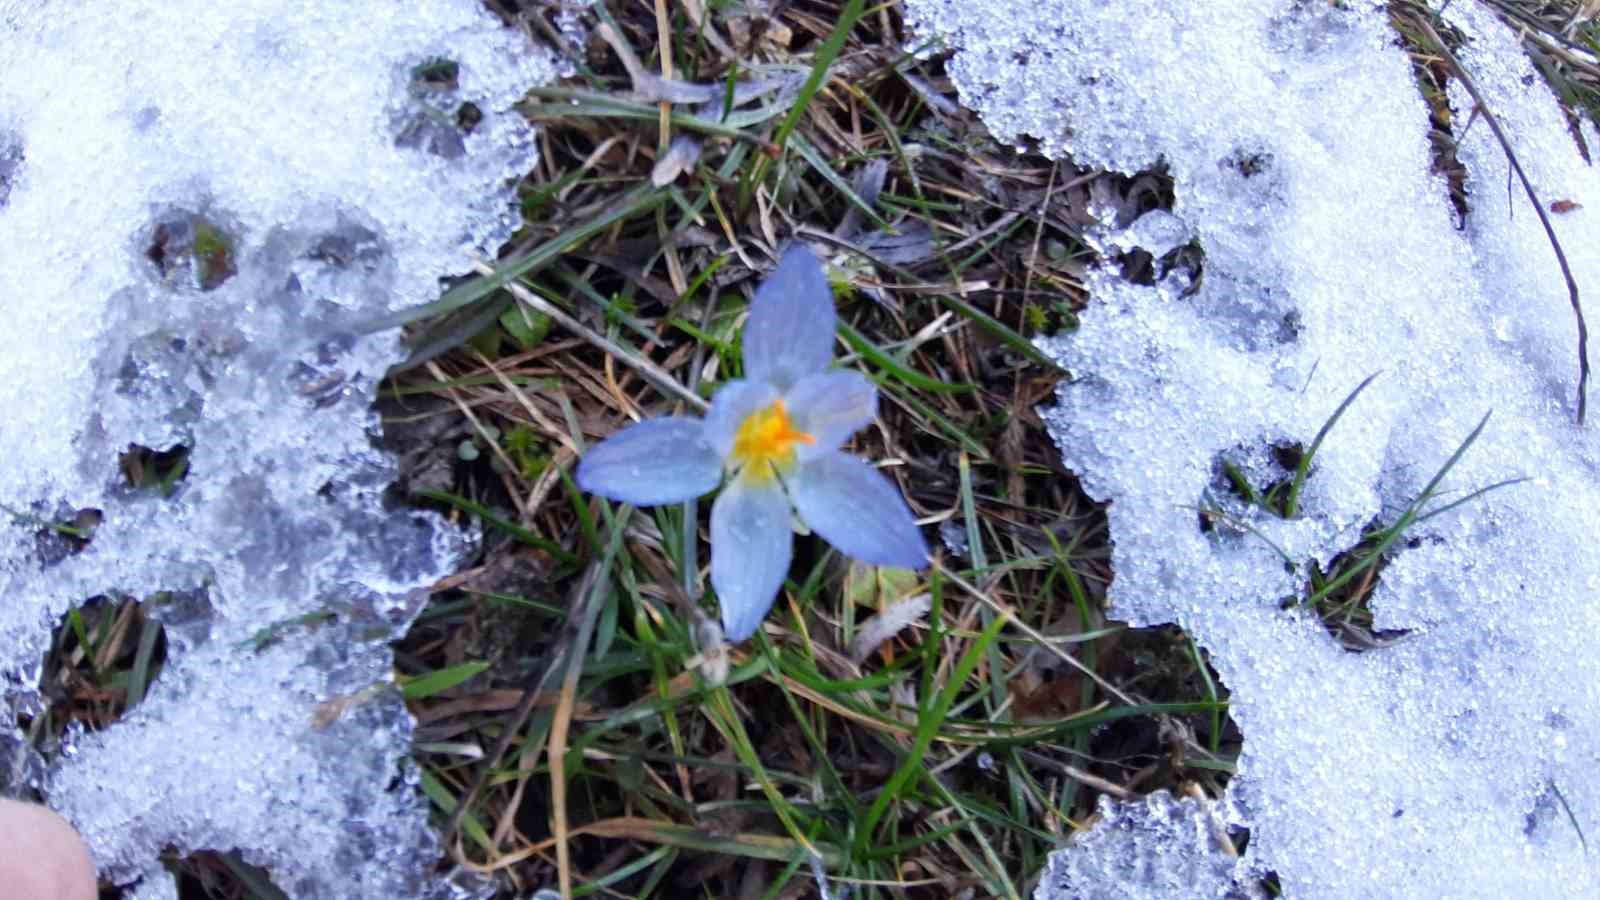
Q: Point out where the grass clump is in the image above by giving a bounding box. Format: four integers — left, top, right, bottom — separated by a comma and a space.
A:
1198, 370, 1525, 651
30, 596, 169, 745
382, 1, 1240, 896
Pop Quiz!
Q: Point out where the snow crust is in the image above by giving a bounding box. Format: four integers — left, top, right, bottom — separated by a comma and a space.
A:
0, 1, 553, 896
906, 0, 1600, 896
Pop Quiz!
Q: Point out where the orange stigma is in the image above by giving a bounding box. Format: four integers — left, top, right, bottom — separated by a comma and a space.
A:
730, 399, 814, 479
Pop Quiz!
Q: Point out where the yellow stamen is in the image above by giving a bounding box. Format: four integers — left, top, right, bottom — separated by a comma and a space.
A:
730, 399, 814, 480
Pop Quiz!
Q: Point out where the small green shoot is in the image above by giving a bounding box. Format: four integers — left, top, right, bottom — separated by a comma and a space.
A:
1283, 371, 1380, 518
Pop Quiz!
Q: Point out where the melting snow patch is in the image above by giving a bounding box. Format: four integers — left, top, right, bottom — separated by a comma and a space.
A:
1032, 792, 1257, 900
907, 0, 1600, 897
0, 1, 554, 897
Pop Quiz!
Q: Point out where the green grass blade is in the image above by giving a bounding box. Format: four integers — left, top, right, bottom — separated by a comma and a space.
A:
1187, 503, 1297, 568
571, 845, 676, 898
66, 608, 92, 671
397, 295, 512, 373
959, 453, 1006, 714
419, 767, 495, 854
364, 184, 669, 334
789, 132, 892, 233
127, 616, 164, 708
1305, 411, 1494, 608
1188, 635, 1222, 754
838, 320, 975, 393
1408, 410, 1494, 514
852, 611, 1008, 858
1220, 460, 1263, 509
1413, 476, 1530, 524
935, 291, 1059, 369
1285, 371, 1380, 517
861, 816, 976, 860
878, 379, 990, 459
741, 0, 867, 207
401, 660, 490, 700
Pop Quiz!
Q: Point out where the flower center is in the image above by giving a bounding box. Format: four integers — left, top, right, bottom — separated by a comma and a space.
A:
730, 399, 814, 479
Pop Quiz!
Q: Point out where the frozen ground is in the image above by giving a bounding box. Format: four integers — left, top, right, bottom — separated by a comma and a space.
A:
907, 0, 1600, 897
0, 1, 554, 896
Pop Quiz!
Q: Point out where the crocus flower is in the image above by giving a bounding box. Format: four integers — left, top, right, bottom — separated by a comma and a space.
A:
576, 246, 928, 640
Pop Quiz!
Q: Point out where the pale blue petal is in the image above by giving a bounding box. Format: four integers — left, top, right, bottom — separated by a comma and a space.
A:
784, 370, 877, 461
743, 246, 835, 389
576, 417, 721, 506
788, 452, 927, 570
711, 472, 794, 641
703, 379, 779, 459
